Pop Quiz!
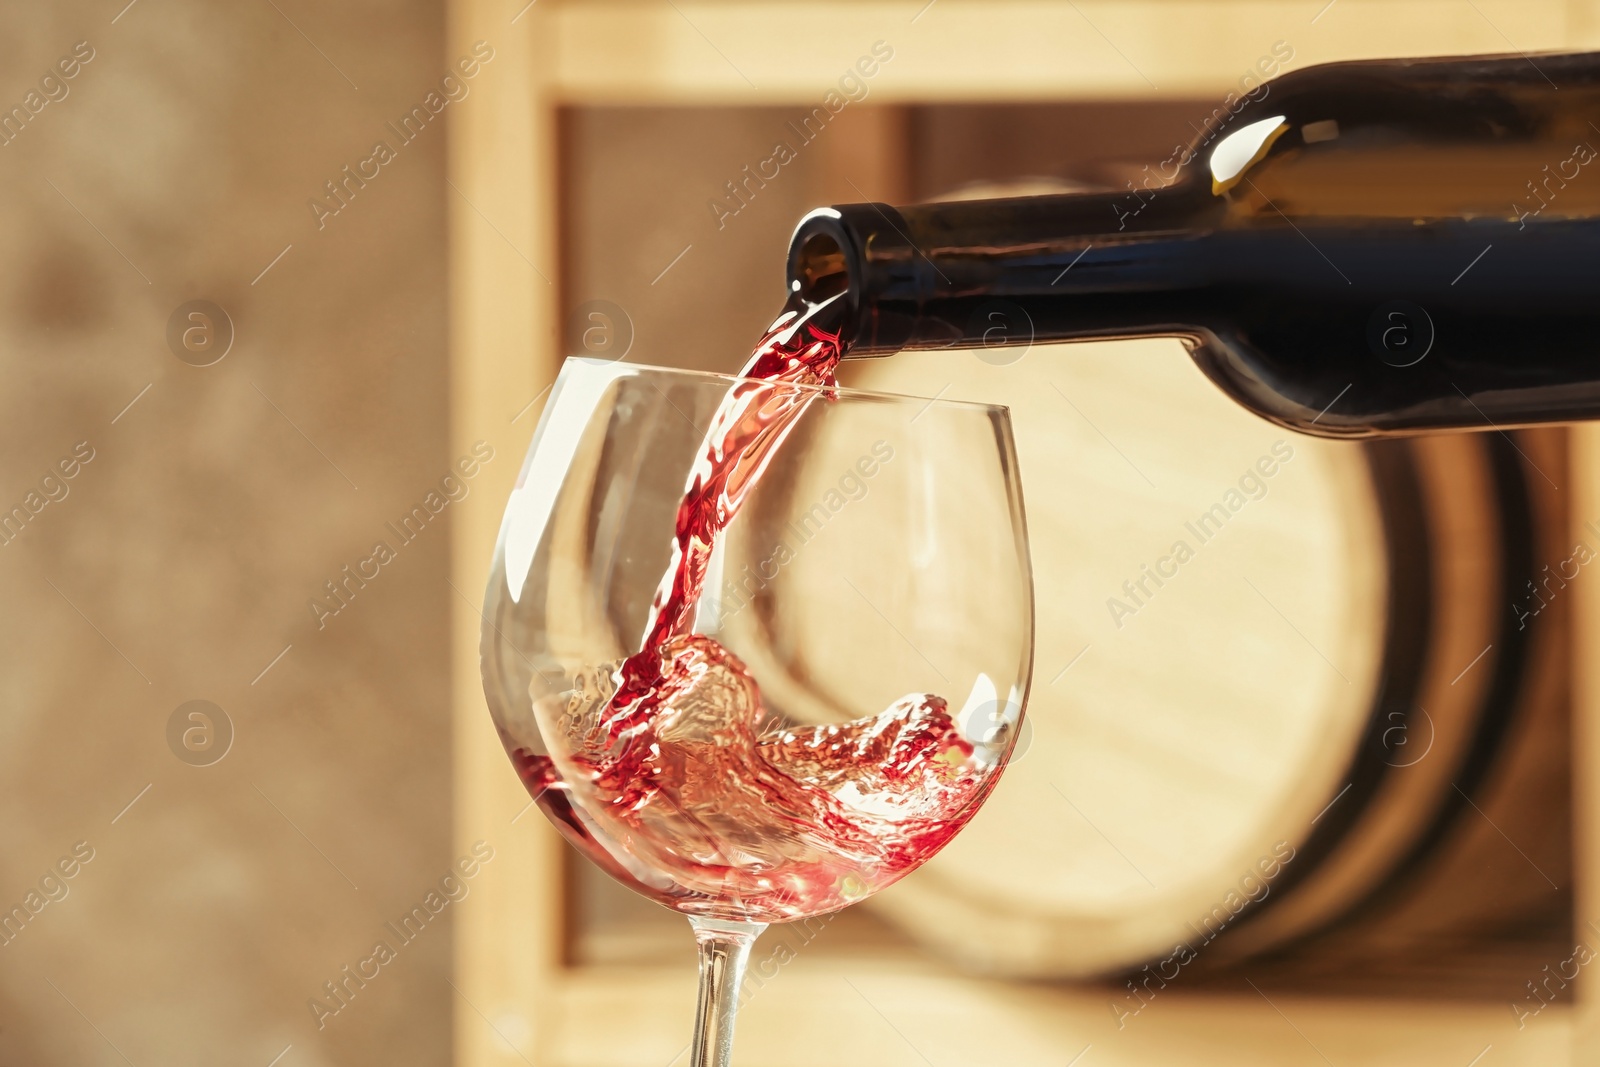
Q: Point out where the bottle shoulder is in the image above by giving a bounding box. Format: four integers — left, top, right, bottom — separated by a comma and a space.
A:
1204, 51, 1600, 224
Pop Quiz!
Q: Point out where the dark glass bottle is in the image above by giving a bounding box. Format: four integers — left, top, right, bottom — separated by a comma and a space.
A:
785, 51, 1600, 437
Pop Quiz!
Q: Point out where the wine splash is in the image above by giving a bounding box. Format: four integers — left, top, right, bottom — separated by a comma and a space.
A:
510, 296, 1004, 923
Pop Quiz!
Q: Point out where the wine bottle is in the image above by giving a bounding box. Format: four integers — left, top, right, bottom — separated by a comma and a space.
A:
785, 50, 1600, 437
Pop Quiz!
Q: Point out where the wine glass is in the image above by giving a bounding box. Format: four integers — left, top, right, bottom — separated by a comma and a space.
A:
480, 357, 1032, 1066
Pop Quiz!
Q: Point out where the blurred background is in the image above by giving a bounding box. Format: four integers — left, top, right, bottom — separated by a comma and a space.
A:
4, 1, 1600, 1065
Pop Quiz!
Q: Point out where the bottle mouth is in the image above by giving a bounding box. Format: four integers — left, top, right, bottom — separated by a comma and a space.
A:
786, 206, 900, 355
791, 230, 849, 304
785, 203, 930, 355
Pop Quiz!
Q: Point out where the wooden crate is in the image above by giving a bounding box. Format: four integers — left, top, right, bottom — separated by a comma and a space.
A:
446, 2, 1600, 1063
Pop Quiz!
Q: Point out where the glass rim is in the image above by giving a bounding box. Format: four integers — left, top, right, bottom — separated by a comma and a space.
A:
560, 356, 1013, 417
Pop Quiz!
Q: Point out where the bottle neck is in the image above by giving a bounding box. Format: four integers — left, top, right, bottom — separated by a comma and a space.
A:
788, 190, 1220, 356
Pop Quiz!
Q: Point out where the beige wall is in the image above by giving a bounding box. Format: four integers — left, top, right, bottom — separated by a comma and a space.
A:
0, 2, 457, 1063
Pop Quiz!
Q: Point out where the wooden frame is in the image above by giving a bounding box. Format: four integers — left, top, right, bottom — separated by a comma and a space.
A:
448, 3, 1600, 1063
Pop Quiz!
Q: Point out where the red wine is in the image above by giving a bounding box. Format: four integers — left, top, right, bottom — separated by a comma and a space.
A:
510, 297, 1002, 923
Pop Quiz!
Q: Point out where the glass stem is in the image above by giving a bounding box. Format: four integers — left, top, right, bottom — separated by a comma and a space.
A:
688, 916, 767, 1067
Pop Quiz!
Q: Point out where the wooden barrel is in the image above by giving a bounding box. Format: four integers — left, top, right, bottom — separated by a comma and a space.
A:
740, 338, 1567, 981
